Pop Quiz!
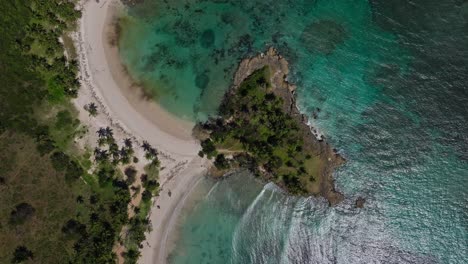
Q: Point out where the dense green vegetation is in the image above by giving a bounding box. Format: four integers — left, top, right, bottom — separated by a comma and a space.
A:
120, 144, 161, 264
0, 1, 155, 263
199, 67, 323, 194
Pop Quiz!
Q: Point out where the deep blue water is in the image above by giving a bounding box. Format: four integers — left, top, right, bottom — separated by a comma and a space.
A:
118, 0, 468, 263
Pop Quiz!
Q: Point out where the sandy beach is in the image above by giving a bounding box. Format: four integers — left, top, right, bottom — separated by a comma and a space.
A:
74, 0, 208, 263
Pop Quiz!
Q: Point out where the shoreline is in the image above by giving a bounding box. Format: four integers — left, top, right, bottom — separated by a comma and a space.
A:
140, 158, 209, 264
152, 171, 208, 264
77, 0, 199, 157
102, 5, 198, 145
74, 0, 209, 263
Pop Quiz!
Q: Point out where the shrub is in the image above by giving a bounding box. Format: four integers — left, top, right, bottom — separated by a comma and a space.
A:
11, 246, 33, 263
145, 180, 159, 193
50, 151, 70, 171
9, 203, 35, 225
65, 160, 84, 181
62, 219, 86, 238
201, 139, 216, 158
55, 110, 73, 129
37, 138, 55, 156
124, 166, 138, 185
124, 249, 140, 264
141, 190, 152, 202
214, 154, 229, 170
97, 165, 115, 186
283, 174, 303, 194
140, 174, 148, 185
266, 156, 282, 171
144, 160, 159, 180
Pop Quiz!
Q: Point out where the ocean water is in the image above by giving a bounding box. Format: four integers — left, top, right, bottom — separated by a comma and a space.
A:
118, 0, 468, 263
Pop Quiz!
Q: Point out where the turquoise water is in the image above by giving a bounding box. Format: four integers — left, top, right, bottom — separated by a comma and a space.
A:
119, 0, 468, 263
166, 172, 264, 263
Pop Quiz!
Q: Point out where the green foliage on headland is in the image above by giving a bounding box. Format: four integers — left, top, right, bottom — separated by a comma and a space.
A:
0, 1, 148, 263
199, 67, 323, 195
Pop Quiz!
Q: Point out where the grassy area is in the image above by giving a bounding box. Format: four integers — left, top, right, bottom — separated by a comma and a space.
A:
62, 33, 78, 60
0, 133, 86, 263
144, 160, 160, 181
199, 67, 323, 195
0, 133, 133, 264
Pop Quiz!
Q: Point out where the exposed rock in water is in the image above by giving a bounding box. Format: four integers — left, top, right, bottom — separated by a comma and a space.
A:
355, 197, 366, 208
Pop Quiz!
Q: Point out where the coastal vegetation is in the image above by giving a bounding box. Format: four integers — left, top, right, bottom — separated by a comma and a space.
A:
121, 142, 161, 264
199, 66, 326, 195
0, 1, 158, 263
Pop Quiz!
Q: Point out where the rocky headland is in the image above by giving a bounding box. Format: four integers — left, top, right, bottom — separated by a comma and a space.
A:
198, 47, 345, 205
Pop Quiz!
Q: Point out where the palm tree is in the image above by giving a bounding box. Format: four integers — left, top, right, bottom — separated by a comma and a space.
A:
123, 138, 132, 149
97, 127, 107, 138
93, 147, 100, 155
145, 152, 153, 160
141, 141, 151, 152
119, 147, 128, 157
109, 143, 119, 153
86, 103, 98, 116
94, 148, 108, 161
120, 148, 130, 164
149, 147, 158, 157
112, 151, 120, 162
105, 127, 113, 138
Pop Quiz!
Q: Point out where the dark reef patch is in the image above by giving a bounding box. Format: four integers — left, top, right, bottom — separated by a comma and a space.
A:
228, 34, 254, 56
221, 12, 236, 25
195, 72, 210, 90
173, 19, 198, 47
200, 29, 215, 48
301, 20, 348, 55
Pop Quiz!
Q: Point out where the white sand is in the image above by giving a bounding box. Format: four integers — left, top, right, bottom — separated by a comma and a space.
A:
74, 0, 209, 263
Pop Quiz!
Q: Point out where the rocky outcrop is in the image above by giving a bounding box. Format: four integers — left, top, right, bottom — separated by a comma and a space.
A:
355, 197, 366, 208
